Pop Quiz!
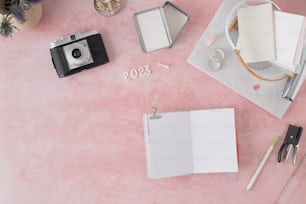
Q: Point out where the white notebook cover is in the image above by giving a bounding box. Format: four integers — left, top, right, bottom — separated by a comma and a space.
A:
237, 3, 275, 63
273, 11, 306, 72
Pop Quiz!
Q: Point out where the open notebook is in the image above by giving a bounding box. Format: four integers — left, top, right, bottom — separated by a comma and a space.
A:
143, 108, 238, 179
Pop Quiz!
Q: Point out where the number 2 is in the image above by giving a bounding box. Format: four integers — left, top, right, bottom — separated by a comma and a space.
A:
123, 72, 129, 81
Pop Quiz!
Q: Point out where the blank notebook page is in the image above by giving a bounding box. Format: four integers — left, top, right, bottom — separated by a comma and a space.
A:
145, 111, 193, 179
190, 108, 238, 173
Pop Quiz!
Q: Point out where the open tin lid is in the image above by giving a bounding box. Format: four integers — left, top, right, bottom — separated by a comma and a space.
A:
134, 1, 190, 52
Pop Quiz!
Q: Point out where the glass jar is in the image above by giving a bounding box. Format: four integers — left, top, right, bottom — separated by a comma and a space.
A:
94, 0, 121, 16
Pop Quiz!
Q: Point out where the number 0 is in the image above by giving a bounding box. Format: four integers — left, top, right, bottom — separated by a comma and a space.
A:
130, 69, 138, 79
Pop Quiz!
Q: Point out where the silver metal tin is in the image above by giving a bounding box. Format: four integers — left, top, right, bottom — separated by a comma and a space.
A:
50, 31, 100, 48
134, 1, 190, 53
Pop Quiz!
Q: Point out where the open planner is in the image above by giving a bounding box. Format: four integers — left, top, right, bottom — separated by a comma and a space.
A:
143, 108, 239, 179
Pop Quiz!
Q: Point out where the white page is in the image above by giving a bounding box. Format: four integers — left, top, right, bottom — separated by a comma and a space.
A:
237, 3, 275, 63
135, 9, 170, 52
273, 11, 305, 72
190, 108, 238, 173
144, 111, 193, 179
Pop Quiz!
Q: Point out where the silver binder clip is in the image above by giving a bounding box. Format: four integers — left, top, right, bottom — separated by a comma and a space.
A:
150, 107, 162, 119
281, 61, 306, 101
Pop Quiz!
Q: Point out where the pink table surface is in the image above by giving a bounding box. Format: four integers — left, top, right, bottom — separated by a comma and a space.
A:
1, 0, 306, 203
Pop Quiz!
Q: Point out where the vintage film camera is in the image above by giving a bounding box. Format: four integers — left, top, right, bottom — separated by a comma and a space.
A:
50, 31, 109, 78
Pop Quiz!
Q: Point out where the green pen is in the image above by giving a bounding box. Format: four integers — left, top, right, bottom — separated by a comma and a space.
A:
246, 136, 280, 191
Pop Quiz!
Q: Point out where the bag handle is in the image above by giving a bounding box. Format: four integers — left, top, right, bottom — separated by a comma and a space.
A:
225, 0, 287, 82
233, 49, 288, 82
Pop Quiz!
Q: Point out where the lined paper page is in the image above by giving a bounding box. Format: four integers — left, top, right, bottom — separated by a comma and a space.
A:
190, 108, 238, 173
144, 111, 193, 179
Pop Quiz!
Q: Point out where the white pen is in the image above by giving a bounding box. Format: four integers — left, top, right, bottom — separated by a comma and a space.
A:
157, 62, 170, 69
246, 136, 280, 191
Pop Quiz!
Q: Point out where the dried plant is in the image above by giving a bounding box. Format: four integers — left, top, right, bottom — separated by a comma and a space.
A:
0, 0, 42, 37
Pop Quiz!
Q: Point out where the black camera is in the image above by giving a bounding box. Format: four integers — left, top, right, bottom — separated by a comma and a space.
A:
50, 31, 109, 78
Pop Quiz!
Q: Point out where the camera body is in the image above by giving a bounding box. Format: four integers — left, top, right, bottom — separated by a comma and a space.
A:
50, 31, 109, 78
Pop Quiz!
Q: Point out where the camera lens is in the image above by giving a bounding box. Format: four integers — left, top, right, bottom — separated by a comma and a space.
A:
72, 49, 82, 58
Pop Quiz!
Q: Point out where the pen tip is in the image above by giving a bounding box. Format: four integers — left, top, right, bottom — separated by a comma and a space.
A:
272, 136, 280, 147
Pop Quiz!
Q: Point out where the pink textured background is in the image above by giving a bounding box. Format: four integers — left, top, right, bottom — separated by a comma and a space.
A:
1, 0, 306, 203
